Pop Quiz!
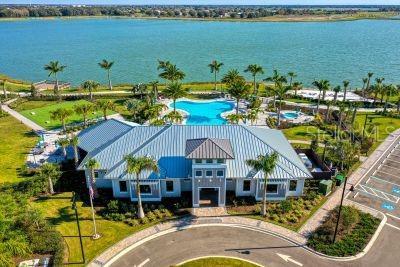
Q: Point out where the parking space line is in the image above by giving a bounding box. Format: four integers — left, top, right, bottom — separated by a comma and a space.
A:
357, 184, 400, 203
380, 165, 400, 172
386, 223, 400, 231
372, 176, 400, 187
384, 158, 400, 165
386, 213, 400, 221
375, 170, 400, 180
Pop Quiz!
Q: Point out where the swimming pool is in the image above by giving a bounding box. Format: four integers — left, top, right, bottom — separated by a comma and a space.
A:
283, 112, 300, 119
171, 100, 234, 125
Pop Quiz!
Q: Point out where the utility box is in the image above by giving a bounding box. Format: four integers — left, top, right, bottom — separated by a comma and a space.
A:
319, 180, 332, 196
335, 174, 345, 186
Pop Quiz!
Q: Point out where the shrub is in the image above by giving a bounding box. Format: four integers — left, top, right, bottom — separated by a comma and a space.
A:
154, 209, 164, 219
280, 200, 292, 214
29, 229, 65, 266
163, 209, 173, 218
105, 213, 125, 221
278, 217, 287, 224
140, 217, 149, 224
270, 214, 279, 222
126, 218, 140, 227
146, 211, 157, 221
106, 200, 120, 214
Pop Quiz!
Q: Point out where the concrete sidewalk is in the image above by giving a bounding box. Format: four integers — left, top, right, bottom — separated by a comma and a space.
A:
1, 99, 44, 131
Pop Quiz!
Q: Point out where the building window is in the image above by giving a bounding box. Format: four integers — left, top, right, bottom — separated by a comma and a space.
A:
289, 180, 297, 191
243, 180, 251, 191
195, 159, 202, 164
119, 181, 127, 192
140, 184, 151, 194
166, 180, 174, 192
217, 159, 225, 164
205, 170, 213, 177
195, 170, 203, 177
94, 171, 99, 179
266, 184, 278, 194
216, 170, 224, 177
206, 159, 213, 164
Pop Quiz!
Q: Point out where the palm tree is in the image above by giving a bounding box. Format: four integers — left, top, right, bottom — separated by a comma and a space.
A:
95, 99, 115, 120
246, 152, 278, 216
312, 80, 330, 114
124, 155, 159, 219
159, 64, 185, 82
44, 61, 66, 101
222, 69, 245, 87
39, 163, 61, 195
85, 158, 100, 239
226, 113, 243, 125
0, 79, 7, 98
365, 72, 374, 98
342, 80, 350, 102
384, 84, 398, 113
148, 80, 160, 102
50, 108, 73, 133
274, 82, 291, 127
70, 135, 79, 167
361, 77, 368, 97
247, 108, 260, 125
336, 102, 347, 139
227, 79, 251, 115
74, 103, 93, 127
98, 59, 114, 90
57, 138, 69, 158
287, 72, 297, 87
292, 81, 302, 96
264, 70, 287, 109
163, 110, 183, 124
208, 60, 224, 91
81, 80, 100, 101
333, 85, 341, 104
325, 100, 333, 123
244, 64, 264, 95
163, 82, 189, 112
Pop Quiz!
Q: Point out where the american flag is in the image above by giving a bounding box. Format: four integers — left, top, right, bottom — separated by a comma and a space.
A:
89, 185, 94, 200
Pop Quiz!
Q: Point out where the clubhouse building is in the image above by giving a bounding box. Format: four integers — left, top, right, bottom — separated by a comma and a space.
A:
77, 119, 311, 207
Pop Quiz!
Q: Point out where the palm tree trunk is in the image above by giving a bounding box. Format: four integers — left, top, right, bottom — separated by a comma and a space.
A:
343, 88, 347, 102
89, 191, 99, 238
55, 73, 61, 102
107, 70, 112, 90
384, 95, 389, 113
214, 72, 217, 91
89, 89, 93, 101
397, 98, 400, 113
73, 145, 79, 166
276, 99, 282, 127
253, 75, 256, 95
2, 81, 7, 98
351, 108, 357, 126
334, 92, 338, 104
103, 109, 107, 120
91, 169, 99, 198
83, 115, 87, 127
325, 104, 330, 122
48, 177, 54, 194
173, 99, 176, 113
136, 175, 145, 219
62, 147, 67, 158
262, 177, 267, 216
316, 94, 321, 114
365, 78, 371, 98
236, 99, 239, 115
62, 119, 67, 133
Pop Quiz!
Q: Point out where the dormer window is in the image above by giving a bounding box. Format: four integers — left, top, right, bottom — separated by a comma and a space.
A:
206, 159, 213, 164
217, 159, 225, 164
195, 159, 202, 164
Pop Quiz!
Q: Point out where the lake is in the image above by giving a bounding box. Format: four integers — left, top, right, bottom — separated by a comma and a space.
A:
0, 18, 399, 87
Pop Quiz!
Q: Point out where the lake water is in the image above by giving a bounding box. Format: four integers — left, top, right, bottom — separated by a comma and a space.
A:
0, 18, 399, 87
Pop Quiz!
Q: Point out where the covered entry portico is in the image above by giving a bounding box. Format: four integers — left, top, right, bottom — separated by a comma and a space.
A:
199, 187, 220, 207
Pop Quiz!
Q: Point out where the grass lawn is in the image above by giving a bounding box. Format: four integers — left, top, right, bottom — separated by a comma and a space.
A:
0, 115, 38, 184
19, 100, 115, 130
282, 125, 332, 142
32, 192, 161, 265
178, 257, 259, 267
285, 98, 314, 104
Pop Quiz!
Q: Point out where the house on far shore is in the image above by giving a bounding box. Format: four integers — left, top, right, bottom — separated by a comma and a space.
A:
77, 119, 312, 207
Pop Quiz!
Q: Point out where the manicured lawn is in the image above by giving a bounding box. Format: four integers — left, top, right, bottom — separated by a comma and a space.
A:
32, 192, 161, 265
19, 100, 115, 130
0, 115, 38, 184
282, 125, 332, 142
178, 257, 259, 267
354, 113, 400, 143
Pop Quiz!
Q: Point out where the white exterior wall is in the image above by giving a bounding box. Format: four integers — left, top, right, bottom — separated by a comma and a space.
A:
84, 169, 112, 189
161, 179, 181, 197
286, 179, 305, 197
235, 178, 256, 196
112, 179, 131, 198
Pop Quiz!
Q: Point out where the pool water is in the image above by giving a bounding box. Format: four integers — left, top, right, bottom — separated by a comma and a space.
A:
171, 100, 234, 125
283, 112, 299, 119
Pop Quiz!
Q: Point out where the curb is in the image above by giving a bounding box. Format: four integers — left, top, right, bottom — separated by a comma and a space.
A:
175, 255, 263, 267
89, 217, 385, 267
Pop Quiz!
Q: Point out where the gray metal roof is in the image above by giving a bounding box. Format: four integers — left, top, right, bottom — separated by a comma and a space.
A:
185, 138, 234, 159
77, 121, 312, 180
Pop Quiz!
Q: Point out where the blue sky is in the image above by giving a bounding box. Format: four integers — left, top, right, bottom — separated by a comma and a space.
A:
1, 1, 400, 5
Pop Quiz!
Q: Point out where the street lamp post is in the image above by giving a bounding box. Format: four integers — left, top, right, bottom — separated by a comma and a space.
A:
332, 174, 348, 244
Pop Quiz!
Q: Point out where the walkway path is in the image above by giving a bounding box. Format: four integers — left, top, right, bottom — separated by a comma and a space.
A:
1, 98, 44, 131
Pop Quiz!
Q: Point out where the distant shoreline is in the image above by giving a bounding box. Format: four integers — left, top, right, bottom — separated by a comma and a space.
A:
0, 12, 399, 23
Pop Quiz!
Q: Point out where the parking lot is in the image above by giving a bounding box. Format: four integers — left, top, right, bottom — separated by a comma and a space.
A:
349, 140, 400, 229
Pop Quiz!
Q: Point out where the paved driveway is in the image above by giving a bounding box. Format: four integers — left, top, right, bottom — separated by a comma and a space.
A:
111, 225, 400, 267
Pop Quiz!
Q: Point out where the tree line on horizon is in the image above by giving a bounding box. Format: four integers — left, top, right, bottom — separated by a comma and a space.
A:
1, 5, 398, 19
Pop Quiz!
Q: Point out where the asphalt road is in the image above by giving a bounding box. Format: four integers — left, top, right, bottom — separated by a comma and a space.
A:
110, 225, 400, 267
